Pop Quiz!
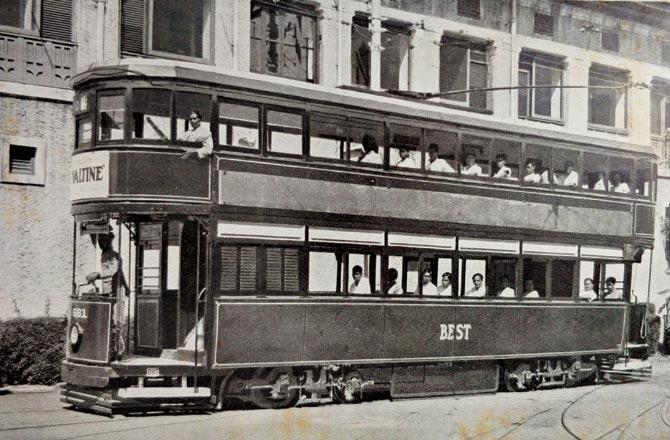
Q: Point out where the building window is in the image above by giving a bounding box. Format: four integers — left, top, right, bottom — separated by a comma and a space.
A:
1, 135, 46, 185
533, 13, 553, 36
651, 80, 670, 136
250, 0, 318, 82
588, 65, 627, 130
601, 30, 620, 53
457, 0, 480, 19
518, 52, 564, 121
0, 0, 37, 32
439, 36, 488, 110
662, 42, 670, 65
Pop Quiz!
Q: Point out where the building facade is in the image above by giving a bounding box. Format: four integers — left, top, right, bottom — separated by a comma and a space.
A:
1, 0, 669, 318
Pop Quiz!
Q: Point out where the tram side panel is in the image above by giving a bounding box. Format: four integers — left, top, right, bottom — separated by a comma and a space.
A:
213, 301, 627, 368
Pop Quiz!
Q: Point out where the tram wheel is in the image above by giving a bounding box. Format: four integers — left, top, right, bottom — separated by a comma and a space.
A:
249, 367, 299, 409
504, 364, 530, 392
333, 370, 364, 404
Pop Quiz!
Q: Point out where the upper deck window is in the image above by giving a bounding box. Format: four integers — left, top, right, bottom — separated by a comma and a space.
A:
266, 109, 303, 156
588, 65, 628, 131
636, 160, 652, 197
439, 36, 489, 110
309, 113, 347, 160
460, 135, 490, 177
523, 144, 552, 186
250, 0, 318, 82
219, 101, 260, 150
176, 92, 211, 141
425, 130, 458, 175
132, 89, 171, 141
518, 52, 564, 122
582, 152, 608, 192
389, 124, 422, 171
608, 157, 632, 194
552, 149, 579, 189
348, 119, 385, 166
98, 92, 125, 142
491, 140, 520, 181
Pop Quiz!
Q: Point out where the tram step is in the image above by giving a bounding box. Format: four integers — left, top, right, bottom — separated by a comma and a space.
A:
160, 348, 206, 363
118, 386, 212, 399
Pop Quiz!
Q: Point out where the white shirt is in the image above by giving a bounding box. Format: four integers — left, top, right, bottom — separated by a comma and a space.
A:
436, 284, 452, 296
604, 288, 623, 300
360, 151, 382, 165
429, 158, 456, 173
464, 286, 485, 298
579, 290, 598, 302
611, 182, 630, 194
563, 170, 579, 187
524, 290, 540, 298
524, 173, 541, 183
462, 164, 483, 176
396, 157, 417, 169
178, 124, 213, 158
415, 282, 438, 296
349, 277, 371, 294
593, 178, 606, 191
499, 287, 515, 298
388, 282, 403, 295
493, 165, 512, 179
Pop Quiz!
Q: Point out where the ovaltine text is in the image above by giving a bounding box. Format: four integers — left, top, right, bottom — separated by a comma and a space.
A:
72, 165, 105, 183
439, 323, 472, 341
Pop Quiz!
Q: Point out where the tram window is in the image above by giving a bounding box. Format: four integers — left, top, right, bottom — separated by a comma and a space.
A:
266, 247, 300, 293
404, 257, 429, 296
491, 257, 516, 299
219, 246, 258, 293
424, 129, 457, 174
635, 161, 652, 197
139, 223, 162, 294
176, 92, 211, 140
435, 257, 454, 297
552, 149, 579, 188
578, 261, 598, 300
389, 125, 422, 170
582, 153, 607, 191
608, 157, 632, 194
387, 256, 405, 295
166, 221, 182, 290
76, 118, 92, 149
522, 258, 546, 299
309, 113, 347, 160
98, 93, 125, 141
266, 110, 303, 156
551, 260, 574, 299
524, 144, 551, 185
460, 135, 490, 177
491, 140, 520, 180
346, 253, 380, 294
218, 101, 260, 150
132, 89, 171, 140
460, 258, 487, 298
309, 251, 339, 293
603, 263, 624, 300
349, 119, 384, 165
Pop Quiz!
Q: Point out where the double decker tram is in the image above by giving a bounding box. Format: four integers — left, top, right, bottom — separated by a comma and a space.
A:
62, 61, 654, 414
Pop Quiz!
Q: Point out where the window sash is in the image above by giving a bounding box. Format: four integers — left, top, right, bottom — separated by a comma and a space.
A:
147, 0, 210, 61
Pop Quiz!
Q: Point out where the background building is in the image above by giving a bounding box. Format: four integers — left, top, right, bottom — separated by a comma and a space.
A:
1, 0, 669, 318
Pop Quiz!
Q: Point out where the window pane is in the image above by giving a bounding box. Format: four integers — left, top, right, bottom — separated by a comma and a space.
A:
608, 157, 632, 194
579, 261, 598, 301
381, 29, 410, 90
267, 110, 303, 155
439, 39, 468, 102
636, 161, 652, 196
76, 118, 92, 149
250, 4, 263, 73
132, 89, 171, 140
176, 92, 211, 139
582, 152, 607, 191
390, 125, 421, 170
309, 252, 338, 292
351, 16, 371, 87
98, 94, 125, 141
524, 144, 551, 185
166, 221, 182, 290
152, 0, 204, 58
349, 119, 384, 165
552, 149, 579, 188
461, 135, 489, 177
491, 139, 520, 180
492, 257, 516, 299
219, 102, 260, 149
406, 258, 429, 295
589, 68, 627, 128
533, 64, 562, 119
436, 258, 454, 297
347, 254, 380, 294
522, 258, 546, 299
281, 10, 315, 81
387, 256, 405, 295
461, 258, 486, 298
551, 260, 574, 299
425, 130, 457, 174
604, 263, 624, 300
0, 0, 35, 30
309, 113, 347, 160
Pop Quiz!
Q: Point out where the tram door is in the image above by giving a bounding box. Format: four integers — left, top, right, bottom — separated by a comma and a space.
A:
135, 220, 205, 356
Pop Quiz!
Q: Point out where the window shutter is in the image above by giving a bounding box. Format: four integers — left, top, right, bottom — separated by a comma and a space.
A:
121, 0, 145, 54
239, 247, 257, 291
662, 42, 670, 64
41, 0, 72, 41
283, 249, 300, 292
220, 247, 238, 291
266, 248, 283, 291
518, 70, 530, 117
601, 31, 619, 52
469, 57, 488, 110
533, 13, 553, 36
9, 145, 36, 175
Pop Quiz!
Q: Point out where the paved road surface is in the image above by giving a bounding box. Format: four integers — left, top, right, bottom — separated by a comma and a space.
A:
2, 358, 670, 440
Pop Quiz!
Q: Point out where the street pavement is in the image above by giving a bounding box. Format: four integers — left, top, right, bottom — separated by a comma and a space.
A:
2, 357, 670, 440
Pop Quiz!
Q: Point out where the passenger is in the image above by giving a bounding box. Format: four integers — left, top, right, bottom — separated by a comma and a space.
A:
562, 161, 579, 187
579, 278, 598, 302
603, 277, 622, 299
498, 276, 515, 298
86, 232, 129, 296
179, 110, 214, 160
387, 268, 403, 295
593, 172, 607, 191
610, 172, 630, 194
427, 143, 456, 173
464, 273, 486, 298
523, 160, 541, 183
492, 154, 512, 179
396, 147, 418, 168
461, 153, 484, 176
523, 279, 540, 298
436, 272, 452, 296
415, 268, 438, 295
349, 265, 371, 294
540, 167, 550, 184
359, 134, 383, 164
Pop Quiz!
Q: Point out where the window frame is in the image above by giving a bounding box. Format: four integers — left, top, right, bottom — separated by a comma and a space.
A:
217, 97, 263, 154
96, 88, 127, 145
439, 35, 489, 110
518, 52, 565, 123
264, 104, 307, 159
533, 12, 554, 37
129, 87, 174, 145
0, 134, 46, 186
588, 65, 629, 133
0, 0, 40, 37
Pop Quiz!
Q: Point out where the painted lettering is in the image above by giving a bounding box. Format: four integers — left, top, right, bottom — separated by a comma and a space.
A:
72, 307, 88, 319
439, 323, 472, 341
72, 165, 105, 184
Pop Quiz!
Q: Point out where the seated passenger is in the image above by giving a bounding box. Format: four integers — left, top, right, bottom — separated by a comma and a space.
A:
461, 153, 484, 176
579, 277, 598, 302
396, 147, 418, 169
562, 161, 579, 187
593, 172, 607, 191
492, 154, 512, 179
523, 160, 541, 183
415, 268, 438, 295
387, 268, 403, 295
540, 167, 550, 184
427, 144, 456, 173
436, 272, 452, 296
179, 110, 214, 160
603, 276, 622, 299
359, 134, 383, 165
498, 276, 515, 298
349, 265, 371, 294
523, 279, 540, 298
610, 172, 630, 194
464, 273, 485, 298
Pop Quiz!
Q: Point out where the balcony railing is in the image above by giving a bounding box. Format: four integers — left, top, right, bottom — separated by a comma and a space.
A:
0, 32, 76, 90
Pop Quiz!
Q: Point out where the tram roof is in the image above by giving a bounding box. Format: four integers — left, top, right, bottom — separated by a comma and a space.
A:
74, 59, 656, 158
